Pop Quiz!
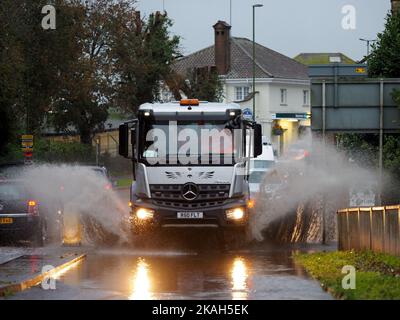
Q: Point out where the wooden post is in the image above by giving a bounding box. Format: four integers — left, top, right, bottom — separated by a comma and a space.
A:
369, 207, 373, 251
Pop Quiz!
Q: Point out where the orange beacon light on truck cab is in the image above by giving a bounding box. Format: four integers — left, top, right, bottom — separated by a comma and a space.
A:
180, 99, 199, 106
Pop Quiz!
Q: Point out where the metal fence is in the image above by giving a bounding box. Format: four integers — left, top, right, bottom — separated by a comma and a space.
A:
337, 206, 400, 255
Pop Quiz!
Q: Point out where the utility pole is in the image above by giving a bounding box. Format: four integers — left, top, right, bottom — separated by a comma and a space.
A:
230, 0, 232, 26
378, 79, 384, 205
96, 137, 100, 166
252, 4, 263, 121
359, 38, 376, 58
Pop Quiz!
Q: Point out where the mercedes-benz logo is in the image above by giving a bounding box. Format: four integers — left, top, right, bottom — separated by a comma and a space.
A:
181, 183, 199, 201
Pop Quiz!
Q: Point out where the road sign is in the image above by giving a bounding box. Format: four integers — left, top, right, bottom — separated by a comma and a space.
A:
23, 152, 33, 159
242, 108, 253, 120
355, 67, 367, 74
21, 135, 34, 161
22, 135, 33, 142
21, 135, 34, 147
22, 141, 33, 147
272, 113, 309, 120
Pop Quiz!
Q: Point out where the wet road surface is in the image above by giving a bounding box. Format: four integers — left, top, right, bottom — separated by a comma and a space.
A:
4, 243, 333, 300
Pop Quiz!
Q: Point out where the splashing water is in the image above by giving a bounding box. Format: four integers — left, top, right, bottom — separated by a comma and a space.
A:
6, 164, 130, 245
250, 136, 380, 243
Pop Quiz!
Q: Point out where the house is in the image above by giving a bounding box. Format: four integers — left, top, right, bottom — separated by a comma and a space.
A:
171, 21, 311, 155
294, 53, 356, 65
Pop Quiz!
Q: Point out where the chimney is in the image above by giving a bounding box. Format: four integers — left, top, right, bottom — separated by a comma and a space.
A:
392, 0, 400, 15
213, 21, 231, 75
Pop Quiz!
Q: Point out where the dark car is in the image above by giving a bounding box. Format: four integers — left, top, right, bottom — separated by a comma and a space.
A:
86, 165, 113, 190
0, 180, 47, 246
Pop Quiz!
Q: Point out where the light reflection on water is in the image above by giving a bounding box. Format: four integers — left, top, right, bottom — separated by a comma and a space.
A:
231, 257, 249, 300
127, 255, 251, 300
129, 258, 153, 300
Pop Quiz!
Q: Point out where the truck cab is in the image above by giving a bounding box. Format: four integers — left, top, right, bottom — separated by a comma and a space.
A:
119, 99, 262, 240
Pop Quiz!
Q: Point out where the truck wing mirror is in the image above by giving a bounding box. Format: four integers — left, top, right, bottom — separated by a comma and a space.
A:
253, 124, 262, 157
131, 126, 137, 162
119, 124, 129, 158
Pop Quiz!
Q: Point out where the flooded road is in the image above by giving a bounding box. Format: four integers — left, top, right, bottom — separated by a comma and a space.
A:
2, 189, 333, 300
5, 244, 333, 300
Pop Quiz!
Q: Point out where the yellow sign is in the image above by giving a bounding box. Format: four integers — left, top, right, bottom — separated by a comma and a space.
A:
22, 135, 33, 141
22, 141, 33, 147
21, 135, 34, 149
355, 67, 366, 74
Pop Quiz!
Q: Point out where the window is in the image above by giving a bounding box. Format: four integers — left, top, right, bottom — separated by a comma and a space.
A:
140, 120, 240, 166
235, 86, 250, 101
280, 89, 287, 105
303, 90, 309, 105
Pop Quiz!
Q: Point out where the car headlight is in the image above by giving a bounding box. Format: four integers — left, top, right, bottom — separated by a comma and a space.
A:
135, 208, 155, 220
226, 207, 245, 220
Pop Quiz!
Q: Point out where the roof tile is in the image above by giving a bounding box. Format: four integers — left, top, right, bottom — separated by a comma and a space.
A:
173, 37, 309, 80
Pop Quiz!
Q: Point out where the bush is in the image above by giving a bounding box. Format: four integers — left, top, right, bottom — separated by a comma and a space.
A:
34, 139, 96, 164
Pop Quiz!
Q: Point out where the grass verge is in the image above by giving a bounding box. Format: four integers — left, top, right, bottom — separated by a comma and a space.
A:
294, 250, 400, 300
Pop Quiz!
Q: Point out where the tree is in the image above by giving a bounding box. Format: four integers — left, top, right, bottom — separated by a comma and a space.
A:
0, 0, 87, 150
184, 67, 223, 102
52, 0, 115, 144
1, 0, 182, 153
110, 10, 181, 114
368, 11, 400, 78
0, 0, 25, 153
166, 66, 223, 102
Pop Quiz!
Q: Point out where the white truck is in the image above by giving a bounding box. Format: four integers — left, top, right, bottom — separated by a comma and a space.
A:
119, 99, 262, 244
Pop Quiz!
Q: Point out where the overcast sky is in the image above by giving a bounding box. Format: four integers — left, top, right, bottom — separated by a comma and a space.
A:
136, 0, 391, 61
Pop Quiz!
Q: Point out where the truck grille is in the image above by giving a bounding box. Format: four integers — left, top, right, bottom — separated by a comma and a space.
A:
149, 184, 230, 209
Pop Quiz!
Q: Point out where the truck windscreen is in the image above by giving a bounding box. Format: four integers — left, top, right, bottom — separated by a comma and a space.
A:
139, 120, 242, 166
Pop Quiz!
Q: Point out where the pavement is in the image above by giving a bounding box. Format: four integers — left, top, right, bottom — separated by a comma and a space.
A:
0, 245, 86, 296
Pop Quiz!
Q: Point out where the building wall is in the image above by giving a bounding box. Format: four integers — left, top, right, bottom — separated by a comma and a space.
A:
224, 78, 310, 154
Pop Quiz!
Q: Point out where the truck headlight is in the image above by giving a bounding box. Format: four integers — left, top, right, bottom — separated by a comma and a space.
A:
226, 207, 245, 220
136, 208, 155, 220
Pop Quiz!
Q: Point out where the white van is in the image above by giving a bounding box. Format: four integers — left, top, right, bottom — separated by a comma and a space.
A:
249, 142, 275, 195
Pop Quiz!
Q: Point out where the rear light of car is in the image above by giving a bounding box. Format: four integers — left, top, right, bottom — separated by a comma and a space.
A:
28, 200, 39, 216
104, 183, 112, 191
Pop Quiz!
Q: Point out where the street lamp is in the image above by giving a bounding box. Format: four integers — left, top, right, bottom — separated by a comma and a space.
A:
252, 4, 263, 121
359, 38, 377, 57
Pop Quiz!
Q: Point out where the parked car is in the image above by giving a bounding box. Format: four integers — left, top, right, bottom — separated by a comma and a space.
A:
0, 179, 48, 246
86, 165, 113, 190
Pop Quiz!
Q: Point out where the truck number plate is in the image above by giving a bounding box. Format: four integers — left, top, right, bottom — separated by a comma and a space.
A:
177, 212, 203, 219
